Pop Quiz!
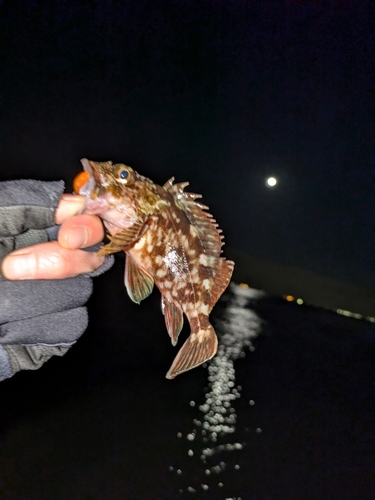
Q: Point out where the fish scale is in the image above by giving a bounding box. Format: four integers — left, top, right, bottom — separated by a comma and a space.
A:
75, 159, 234, 379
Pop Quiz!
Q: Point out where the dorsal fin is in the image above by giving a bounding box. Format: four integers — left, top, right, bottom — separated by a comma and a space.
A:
163, 179, 224, 259
163, 178, 234, 304
209, 258, 235, 308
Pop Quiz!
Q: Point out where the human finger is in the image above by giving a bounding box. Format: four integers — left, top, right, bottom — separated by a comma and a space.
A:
54, 194, 85, 224
58, 214, 105, 249
1, 242, 104, 280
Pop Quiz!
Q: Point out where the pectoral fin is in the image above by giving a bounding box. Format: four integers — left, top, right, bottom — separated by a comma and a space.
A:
161, 297, 184, 346
125, 253, 154, 304
166, 323, 218, 379
97, 220, 146, 257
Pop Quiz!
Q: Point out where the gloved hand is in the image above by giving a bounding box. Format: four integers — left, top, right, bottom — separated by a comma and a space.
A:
0, 180, 113, 381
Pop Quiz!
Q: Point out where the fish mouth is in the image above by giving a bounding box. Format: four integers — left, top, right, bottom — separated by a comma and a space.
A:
80, 158, 100, 198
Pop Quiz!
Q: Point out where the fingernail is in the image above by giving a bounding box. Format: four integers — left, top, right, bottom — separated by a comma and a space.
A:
2, 253, 36, 280
60, 194, 85, 203
55, 195, 85, 224
66, 226, 89, 249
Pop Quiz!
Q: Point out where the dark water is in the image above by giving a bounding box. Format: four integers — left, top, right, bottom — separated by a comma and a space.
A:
0, 258, 374, 499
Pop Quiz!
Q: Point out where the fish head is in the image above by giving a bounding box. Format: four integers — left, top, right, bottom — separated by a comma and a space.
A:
76, 158, 167, 233
79, 158, 138, 201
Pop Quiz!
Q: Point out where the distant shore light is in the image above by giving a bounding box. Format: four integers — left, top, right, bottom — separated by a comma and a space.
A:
266, 177, 277, 187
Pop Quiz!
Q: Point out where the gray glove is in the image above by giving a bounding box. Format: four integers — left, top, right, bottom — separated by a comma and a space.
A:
0, 180, 113, 381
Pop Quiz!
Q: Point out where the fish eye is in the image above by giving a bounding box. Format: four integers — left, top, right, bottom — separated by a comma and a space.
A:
116, 165, 133, 184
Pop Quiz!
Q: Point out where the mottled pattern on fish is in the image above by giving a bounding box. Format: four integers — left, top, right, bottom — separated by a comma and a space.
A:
77, 159, 234, 378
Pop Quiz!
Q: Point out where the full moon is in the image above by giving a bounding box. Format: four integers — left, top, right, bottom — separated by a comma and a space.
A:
266, 177, 277, 187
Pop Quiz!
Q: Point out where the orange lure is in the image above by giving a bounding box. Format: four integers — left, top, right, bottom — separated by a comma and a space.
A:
73, 171, 90, 194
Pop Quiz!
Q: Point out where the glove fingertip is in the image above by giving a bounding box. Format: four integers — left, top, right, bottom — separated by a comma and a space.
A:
0, 345, 13, 380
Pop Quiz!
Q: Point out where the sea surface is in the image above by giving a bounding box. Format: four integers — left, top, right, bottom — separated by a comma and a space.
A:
0, 259, 374, 499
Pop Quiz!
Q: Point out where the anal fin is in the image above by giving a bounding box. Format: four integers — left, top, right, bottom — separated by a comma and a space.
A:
162, 297, 184, 346
125, 253, 154, 304
166, 323, 218, 379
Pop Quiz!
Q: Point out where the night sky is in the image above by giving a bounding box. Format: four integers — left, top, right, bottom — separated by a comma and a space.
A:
0, 0, 374, 288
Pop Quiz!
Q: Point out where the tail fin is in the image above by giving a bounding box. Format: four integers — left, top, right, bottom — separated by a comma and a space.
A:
165, 324, 218, 379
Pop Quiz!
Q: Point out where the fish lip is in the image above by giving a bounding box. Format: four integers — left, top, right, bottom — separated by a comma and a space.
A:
79, 158, 98, 197
80, 158, 95, 178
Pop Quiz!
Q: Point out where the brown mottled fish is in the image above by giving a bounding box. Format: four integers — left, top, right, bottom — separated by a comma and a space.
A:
74, 159, 234, 379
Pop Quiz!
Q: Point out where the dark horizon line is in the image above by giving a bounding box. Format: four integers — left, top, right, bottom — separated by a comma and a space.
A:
227, 248, 375, 318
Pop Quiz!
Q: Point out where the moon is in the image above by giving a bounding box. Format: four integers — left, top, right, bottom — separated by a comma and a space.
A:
266, 176, 277, 187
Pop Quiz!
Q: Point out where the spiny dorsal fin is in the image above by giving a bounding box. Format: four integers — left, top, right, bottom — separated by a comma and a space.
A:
163, 179, 223, 259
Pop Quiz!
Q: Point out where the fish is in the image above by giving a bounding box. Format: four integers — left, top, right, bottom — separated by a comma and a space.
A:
74, 159, 234, 379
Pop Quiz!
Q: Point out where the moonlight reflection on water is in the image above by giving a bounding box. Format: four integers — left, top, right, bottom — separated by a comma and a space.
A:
200, 284, 264, 448
173, 284, 264, 496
